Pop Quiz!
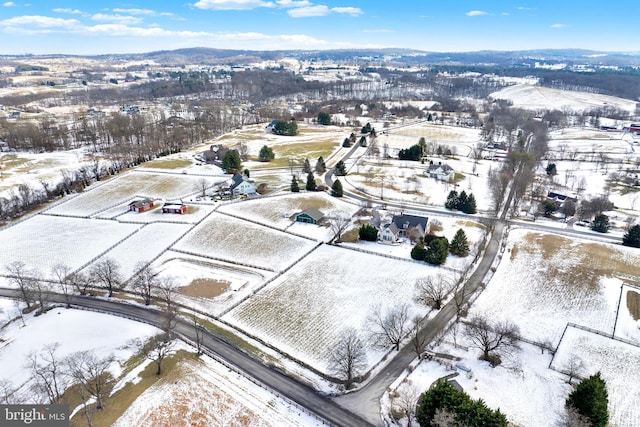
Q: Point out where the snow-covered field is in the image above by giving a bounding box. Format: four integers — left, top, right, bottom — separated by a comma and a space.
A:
113, 350, 326, 427
0, 300, 160, 402
224, 244, 448, 373
0, 215, 140, 275
469, 228, 640, 345
552, 326, 640, 426
491, 84, 639, 113
173, 212, 318, 272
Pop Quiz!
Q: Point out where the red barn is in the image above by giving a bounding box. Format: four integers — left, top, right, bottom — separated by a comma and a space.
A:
162, 202, 187, 214
129, 198, 154, 213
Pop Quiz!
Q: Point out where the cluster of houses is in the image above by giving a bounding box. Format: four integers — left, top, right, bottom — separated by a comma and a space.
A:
128, 198, 187, 214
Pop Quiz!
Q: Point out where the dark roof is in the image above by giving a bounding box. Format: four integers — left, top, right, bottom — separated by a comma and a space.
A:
548, 191, 577, 202
427, 163, 454, 173
392, 213, 428, 231
297, 208, 324, 221
230, 173, 253, 190
129, 198, 153, 208
383, 222, 399, 235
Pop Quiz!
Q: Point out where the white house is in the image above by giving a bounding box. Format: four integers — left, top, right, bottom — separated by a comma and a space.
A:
426, 162, 455, 181
379, 223, 400, 245
230, 173, 256, 196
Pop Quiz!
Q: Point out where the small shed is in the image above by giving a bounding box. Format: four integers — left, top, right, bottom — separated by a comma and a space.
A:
129, 198, 154, 213
295, 208, 324, 224
162, 202, 187, 214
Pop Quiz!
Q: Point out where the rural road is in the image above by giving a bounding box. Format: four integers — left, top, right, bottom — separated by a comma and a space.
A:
0, 288, 375, 427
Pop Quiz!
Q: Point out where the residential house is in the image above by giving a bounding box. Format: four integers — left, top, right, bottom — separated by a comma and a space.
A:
426, 162, 455, 181
294, 208, 324, 224
129, 198, 154, 213
10, 111, 20, 119
230, 173, 256, 196
391, 213, 428, 240
379, 222, 400, 245
203, 144, 229, 164
547, 191, 578, 208
162, 202, 187, 214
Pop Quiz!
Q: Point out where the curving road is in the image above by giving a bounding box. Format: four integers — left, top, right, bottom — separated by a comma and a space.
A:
0, 288, 375, 427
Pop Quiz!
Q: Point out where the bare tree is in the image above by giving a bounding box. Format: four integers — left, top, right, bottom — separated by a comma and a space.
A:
564, 354, 584, 384
30, 269, 49, 314
143, 333, 175, 375
5, 261, 35, 309
409, 316, 428, 357
487, 167, 512, 215
195, 177, 209, 198
70, 270, 91, 296
236, 141, 249, 161
65, 350, 115, 411
89, 258, 122, 297
25, 343, 67, 404
369, 303, 412, 351
51, 263, 73, 308
414, 275, 455, 310
327, 211, 352, 243
393, 383, 421, 427
327, 328, 367, 389
192, 314, 204, 356
464, 314, 520, 364
0, 378, 16, 404
132, 261, 159, 305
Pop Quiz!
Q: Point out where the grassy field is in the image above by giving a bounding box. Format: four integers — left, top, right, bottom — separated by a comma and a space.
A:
140, 158, 193, 169
472, 229, 640, 345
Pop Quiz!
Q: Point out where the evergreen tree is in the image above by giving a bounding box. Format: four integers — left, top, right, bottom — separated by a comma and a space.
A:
317, 111, 331, 125
305, 172, 317, 191
359, 135, 367, 147
331, 179, 343, 197
541, 199, 558, 217
591, 213, 610, 233
302, 158, 311, 174
315, 156, 326, 174
258, 145, 275, 161
221, 149, 242, 173
342, 137, 352, 148
335, 160, 347, 176
566, 372, 609, 427
290, 176, 300, 193
445, 190, 459, 210
359, 224, 378, 241
457, 191, 468, 211
546, 163, 558, 176
411, 243, 427, 261
622, 224, 640, 248
425, 237, 449, 265
450, 228, 470, 257
462, 193, 477, 214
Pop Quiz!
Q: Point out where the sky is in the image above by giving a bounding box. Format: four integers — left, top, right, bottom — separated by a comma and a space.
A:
0, 1, 638, 55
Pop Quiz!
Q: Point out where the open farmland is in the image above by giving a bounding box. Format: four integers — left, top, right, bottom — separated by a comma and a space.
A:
224, 244, 449, 372
86, 222, 193, 280
113, 353, 325, 427
217, 192, 360, 230
0, 215, 140, 275
173, 212, 318, 272
552, 327, 640, 427
47, 171, 225, 217
469, 229, 640, 345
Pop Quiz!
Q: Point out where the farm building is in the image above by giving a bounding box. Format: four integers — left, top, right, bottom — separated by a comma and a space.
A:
391, 213, 428, 240
129, 198, 154, 213
295, 208, 325, 224
162, 202, 187, 214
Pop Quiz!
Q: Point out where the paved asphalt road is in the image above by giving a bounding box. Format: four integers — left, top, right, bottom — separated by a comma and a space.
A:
0, 288, 376, 427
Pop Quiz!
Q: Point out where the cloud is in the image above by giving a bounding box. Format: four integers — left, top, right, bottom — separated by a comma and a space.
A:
466, 10, 488, 16
287, 5, 329, 17
550, 23, 566, 29
275, 0, 310, 7
91, 13, 143, 25
516, 6, 535, 11
192, 0, 275, 10
111, 8, 177, 18
53, 8, 83, 15
331, 7, 362, 16
0, 15, 80, 33
3, 1, 16, 6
